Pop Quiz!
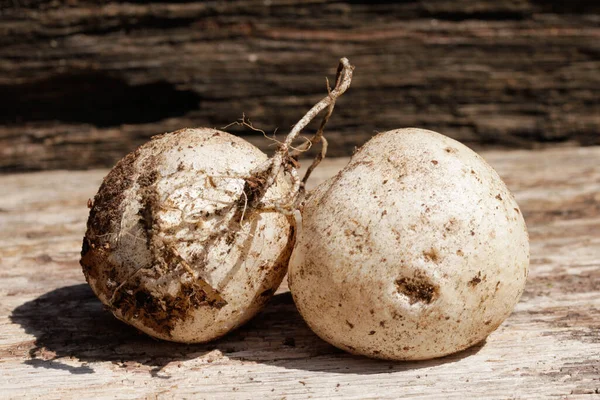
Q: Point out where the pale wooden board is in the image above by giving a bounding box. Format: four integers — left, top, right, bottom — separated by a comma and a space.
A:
0, 147, 599, 399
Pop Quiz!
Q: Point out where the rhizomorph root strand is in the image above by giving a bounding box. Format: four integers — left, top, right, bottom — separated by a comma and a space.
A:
260, 58, 353, 194
244, 58, 354, 214
291, 65, 343, 188
222, 113, 286, 149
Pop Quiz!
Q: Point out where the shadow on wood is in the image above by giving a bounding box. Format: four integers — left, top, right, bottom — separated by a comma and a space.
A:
10, 284, 486, 377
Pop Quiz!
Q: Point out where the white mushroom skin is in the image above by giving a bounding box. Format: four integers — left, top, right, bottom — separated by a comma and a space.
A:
81, 128, 293, 343
289, 128, 529, 360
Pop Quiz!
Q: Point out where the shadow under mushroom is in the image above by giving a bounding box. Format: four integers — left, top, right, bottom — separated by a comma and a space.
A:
10, 283, 486, 377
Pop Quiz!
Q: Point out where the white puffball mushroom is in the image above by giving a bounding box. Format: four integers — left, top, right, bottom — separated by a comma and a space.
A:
81, 128, 293, 342
81, 58, 355, 343
289, 128, 530, 360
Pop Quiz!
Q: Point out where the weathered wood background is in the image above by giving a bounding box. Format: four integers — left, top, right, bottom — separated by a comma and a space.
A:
1, 0, 599, 171
1, 147, 599, 399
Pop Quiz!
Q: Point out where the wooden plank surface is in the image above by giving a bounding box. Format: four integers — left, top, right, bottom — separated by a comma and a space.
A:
1, 147, 599, 399
1, 0, 600, 171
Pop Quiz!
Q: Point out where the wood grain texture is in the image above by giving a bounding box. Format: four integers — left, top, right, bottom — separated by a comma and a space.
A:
1, 0, 599, 172
1, 147, 600, 399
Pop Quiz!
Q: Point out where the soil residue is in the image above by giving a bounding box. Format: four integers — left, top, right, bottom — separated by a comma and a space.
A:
395, 270, 439, 305
112, 279, 219, 338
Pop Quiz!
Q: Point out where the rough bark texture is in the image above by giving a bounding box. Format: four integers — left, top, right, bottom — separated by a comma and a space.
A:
1, 0, 599, 172
1, 148, 600, 398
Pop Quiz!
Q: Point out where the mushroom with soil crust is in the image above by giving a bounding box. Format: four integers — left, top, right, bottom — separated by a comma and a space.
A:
80, 58, 354, 343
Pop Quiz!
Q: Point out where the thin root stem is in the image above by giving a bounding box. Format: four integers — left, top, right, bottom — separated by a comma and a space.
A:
250, 57, 354, 210
239, 189, 248, 226
223, 113, 281, 145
